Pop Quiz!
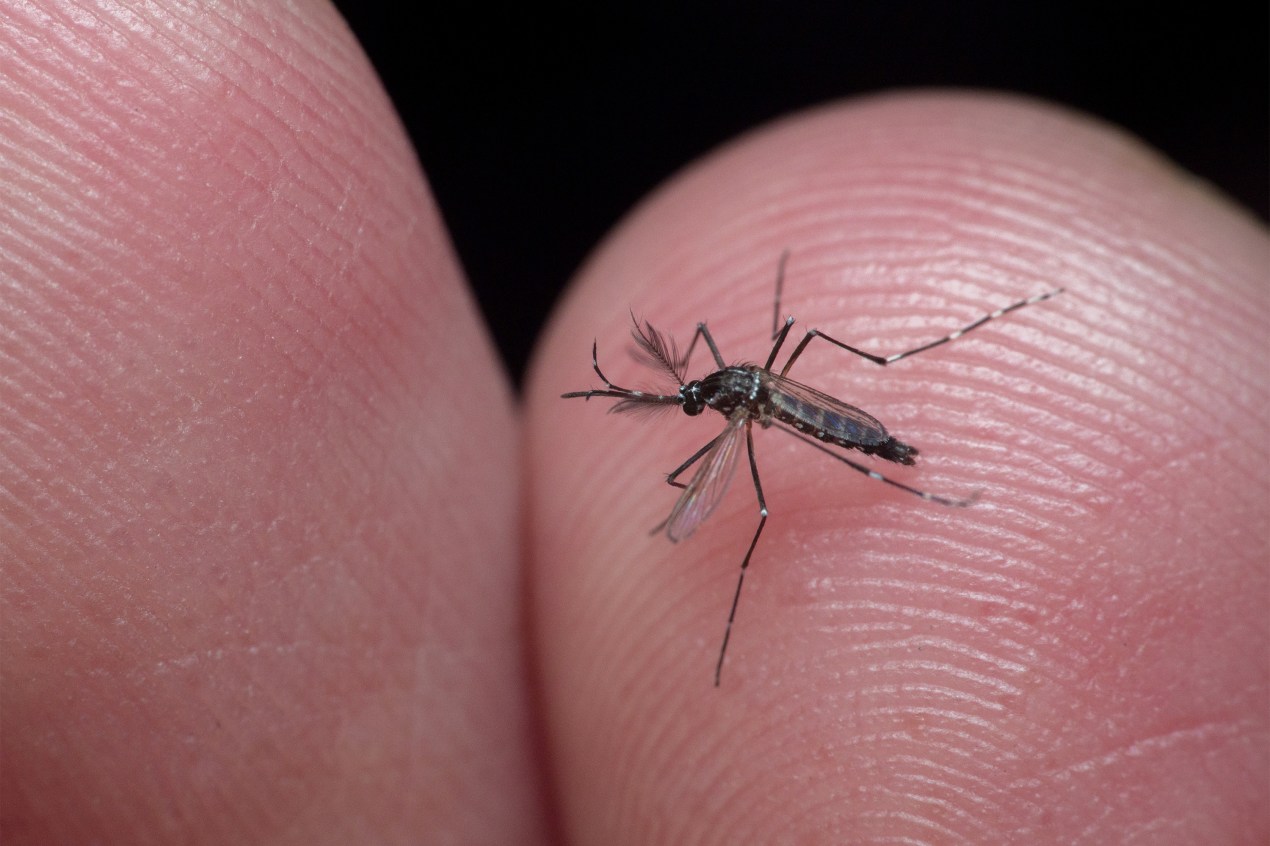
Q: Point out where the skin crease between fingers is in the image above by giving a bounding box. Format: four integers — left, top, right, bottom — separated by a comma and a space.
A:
1, 3, 548, 845
527, 93, 1269, 845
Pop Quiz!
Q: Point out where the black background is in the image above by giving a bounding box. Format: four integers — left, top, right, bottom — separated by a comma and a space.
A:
331, 5, 1267, 387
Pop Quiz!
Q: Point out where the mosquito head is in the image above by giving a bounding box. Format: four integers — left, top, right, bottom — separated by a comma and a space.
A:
680, 381, 705, 416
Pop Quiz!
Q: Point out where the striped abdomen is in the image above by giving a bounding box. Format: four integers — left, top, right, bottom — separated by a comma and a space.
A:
761, 374, 918, 465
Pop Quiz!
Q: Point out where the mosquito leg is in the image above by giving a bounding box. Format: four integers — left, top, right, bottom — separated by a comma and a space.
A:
683, 251, 796, 375
771, 249, 791, 340
589, 340, 636, 393
763, 314, 797, 371
760, 252, 797, 370
684, 322, 727, 370
665, 434, 724, 490
561, 339, 683, 405
778, 288, 1064, 378
646, 432, 727, 536
778, 427, 979, 507
715, 420, 768, 687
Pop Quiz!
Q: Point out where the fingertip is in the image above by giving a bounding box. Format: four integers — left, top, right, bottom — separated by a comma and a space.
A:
2, 3, 544, 843
529, 91, 1267, 842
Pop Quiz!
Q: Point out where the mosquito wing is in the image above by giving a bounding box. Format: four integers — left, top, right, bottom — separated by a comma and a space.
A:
663, 415, 746, 543
761, 372, 890, 446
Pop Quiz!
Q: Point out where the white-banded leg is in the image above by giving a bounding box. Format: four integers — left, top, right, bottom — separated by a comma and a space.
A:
779, 427, 979, 507
715, 419, 767, 687
561, 340, 681, 404
778, 288, 1064, 378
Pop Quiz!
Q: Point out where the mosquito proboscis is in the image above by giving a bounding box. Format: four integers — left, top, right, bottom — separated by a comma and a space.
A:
562, 253, 1063, 686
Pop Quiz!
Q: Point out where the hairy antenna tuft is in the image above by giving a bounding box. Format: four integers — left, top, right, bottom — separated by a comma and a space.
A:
629, 315, 689, 385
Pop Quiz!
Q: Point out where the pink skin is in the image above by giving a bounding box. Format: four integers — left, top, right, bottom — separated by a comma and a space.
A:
1, 4, 545, 845
1, 5, 1266, 846
528, 100, 1269, 841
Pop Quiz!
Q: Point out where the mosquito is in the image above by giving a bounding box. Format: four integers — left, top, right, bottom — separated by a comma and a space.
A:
562, 253, 1062, 686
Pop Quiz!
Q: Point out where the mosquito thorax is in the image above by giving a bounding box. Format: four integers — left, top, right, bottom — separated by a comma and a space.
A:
694, 367, 763, 417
